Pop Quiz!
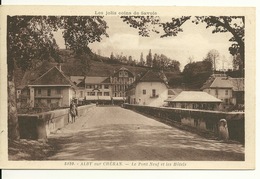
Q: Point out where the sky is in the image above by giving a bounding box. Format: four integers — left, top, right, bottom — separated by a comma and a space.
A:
54, 16, 234, 71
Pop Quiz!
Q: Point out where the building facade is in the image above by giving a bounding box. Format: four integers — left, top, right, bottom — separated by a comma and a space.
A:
24, 66, 76, 108
127, 70, 168, 107
166, 91, 222, 110
201, 74, 244, 108
70, 67, 136, 105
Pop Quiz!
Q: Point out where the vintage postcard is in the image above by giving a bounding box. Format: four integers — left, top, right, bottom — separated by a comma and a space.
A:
0, 6, 255, 169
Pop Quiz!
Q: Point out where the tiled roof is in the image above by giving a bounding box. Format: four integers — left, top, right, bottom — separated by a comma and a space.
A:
201, 75, 244, 91
211, 77, 233, 88
167, 91, 222, 102
126, 70, 168, 91
70, 76, 84, 85
139, 70, 167, 83
29, 66, 75, 86
85, 77, 110, 84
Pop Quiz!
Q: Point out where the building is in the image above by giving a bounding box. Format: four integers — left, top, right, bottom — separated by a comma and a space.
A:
110, 67, 136, 104
26, 66, 76, 108
229, 78, 244, 105
201, 74, 244, 107
126, 70, 169, 107
166, 91, 222, 110
69, 67, 136, 105
74, 76, 112, 105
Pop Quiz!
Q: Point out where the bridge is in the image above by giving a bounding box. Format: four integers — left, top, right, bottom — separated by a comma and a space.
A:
47, 106, 244, 161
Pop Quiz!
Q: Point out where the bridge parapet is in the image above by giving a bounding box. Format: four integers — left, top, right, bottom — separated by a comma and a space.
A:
123, 104, 244, 143
18, 104, 96, 140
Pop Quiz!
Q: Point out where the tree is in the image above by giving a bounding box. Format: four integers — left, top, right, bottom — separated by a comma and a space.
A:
233, 53, 243, 70
146, 49, 153, 67
121, 16, 244, 71
152, 53, 160, 69
7, 16, 108, 140
182, 60, 213, 89
139, 52, 145, 66
204, 49, 220, 72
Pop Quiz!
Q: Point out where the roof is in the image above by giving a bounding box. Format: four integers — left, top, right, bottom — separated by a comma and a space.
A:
70, 76, 84, 85
85, 77, 109, 84
211, 77, 233, 88
201, 76, 233, 90
166, 91, 222, 103
139, 70, 167, 83
29, 66, 75, 87
126, 70, 168, 91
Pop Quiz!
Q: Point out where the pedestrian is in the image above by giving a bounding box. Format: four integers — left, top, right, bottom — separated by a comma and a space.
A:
70, 101, 77, 123
218, 119, 229, 141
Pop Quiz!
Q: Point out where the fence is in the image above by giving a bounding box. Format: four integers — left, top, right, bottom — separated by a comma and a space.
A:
123, 104, 244, 143
18, 104, 96, 140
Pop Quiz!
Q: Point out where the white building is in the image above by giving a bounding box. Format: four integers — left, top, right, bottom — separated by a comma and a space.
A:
166, 91, 222, 110
201, 74, 244, 106
27, 66, 76, 108
126, 70, 169, 107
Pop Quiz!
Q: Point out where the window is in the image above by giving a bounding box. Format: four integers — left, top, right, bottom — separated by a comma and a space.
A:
114, 77, 117, 82
152, 89, 156, 97
80, 91, 84, 98
91, 92, 95, 96
56, 88, 61, 94
215, 89, 218, 96
225, 90, 228, 95
38, 89, 41, 95
143, 89, 146, 95
124, 71, 128, 77
97, 92, 102, 96
104, 92, 110, 96
47, 89, 51, 96
104, 85, 109, 89
114, 93, 117, 97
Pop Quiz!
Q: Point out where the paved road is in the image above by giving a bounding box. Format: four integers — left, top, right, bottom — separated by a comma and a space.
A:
47, 106, 244, 161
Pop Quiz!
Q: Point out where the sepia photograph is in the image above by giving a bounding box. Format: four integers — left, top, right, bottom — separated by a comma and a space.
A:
0, 5, 255, 169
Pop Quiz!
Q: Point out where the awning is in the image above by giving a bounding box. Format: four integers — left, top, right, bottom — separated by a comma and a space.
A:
112, 97, 126, 101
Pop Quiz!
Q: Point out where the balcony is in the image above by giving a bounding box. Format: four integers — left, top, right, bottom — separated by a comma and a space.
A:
150, 94, 159, 98
35, 95, 63, 99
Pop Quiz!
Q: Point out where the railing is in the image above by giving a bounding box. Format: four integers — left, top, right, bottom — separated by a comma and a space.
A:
150, 94, 159, 98
123, 104, 245, 143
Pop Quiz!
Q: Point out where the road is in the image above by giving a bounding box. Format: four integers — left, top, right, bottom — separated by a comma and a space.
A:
47, 106, 244, 161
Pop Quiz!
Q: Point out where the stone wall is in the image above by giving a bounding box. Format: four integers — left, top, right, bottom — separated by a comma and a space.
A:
18, 104, 96, 140
123, 104, 244, 143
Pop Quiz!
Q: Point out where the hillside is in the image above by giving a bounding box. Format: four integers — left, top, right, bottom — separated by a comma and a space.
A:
18, 56, 149, 87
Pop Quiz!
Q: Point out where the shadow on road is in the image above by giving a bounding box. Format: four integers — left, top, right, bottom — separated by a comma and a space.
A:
47, 124, 244, 161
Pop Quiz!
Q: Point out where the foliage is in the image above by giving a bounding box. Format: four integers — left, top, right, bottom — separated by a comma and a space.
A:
7, 16, 109, 139
146, 49, 153, 67
204, 49, 220, 71
7, 16, 60, 78
121, 16, 245, 71
182, 60, 213, 89
62, 16, 108, 55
